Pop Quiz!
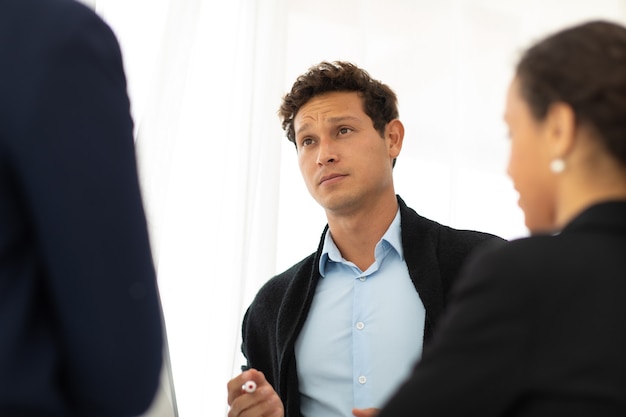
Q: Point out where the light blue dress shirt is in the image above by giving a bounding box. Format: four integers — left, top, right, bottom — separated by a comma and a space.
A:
294, 209, 426, 417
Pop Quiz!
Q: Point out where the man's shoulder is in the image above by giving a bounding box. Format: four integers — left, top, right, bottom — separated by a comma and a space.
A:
437, 224, 506, 249
2, 0, 104, 37
401, 198, 504, 237
254, 251, 317, 301
399, 198, 506, 254
275, 252, 318, 278
1, 0, 117, 100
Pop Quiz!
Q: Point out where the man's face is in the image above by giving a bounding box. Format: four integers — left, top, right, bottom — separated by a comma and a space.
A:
293, 91, 402, 215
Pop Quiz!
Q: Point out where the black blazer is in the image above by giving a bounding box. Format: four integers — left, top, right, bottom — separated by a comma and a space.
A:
379, 201, 626, 417
0, 0, 163, 416
242, 195, 504, 417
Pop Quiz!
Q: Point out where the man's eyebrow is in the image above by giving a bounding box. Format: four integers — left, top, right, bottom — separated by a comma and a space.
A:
296, 116, 362, 136
296, 122, 312, 137
327, 116, 361, 124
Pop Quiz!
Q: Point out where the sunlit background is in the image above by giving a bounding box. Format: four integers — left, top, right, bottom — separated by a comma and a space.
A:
77, 0, 626, 415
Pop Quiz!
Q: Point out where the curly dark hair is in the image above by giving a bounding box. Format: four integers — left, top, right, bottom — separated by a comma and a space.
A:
278, 61, 399, 146
516, 20, 626, 166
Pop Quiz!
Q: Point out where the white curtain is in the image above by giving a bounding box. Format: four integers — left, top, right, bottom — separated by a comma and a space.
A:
95, 0, 287, 415
87, 1, 626, 416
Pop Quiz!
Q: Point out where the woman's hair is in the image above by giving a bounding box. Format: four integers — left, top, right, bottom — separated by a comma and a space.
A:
278, 61, 399, 145
516, 20, 626, 165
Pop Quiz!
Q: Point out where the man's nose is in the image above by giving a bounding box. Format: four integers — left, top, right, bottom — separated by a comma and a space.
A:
316, 137, 338, 165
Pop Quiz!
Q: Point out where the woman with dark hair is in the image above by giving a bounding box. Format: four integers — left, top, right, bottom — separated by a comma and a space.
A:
375, 20, 626, 417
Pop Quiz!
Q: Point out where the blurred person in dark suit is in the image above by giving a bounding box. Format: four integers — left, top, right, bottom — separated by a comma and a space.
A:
0, 0, 163, 415
377, 20, 626, 417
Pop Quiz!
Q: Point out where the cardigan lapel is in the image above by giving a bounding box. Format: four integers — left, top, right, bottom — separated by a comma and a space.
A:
275, 225, 327, 408
397, 196, 445, 340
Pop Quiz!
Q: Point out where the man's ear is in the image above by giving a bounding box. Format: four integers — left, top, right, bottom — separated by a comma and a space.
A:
386, 119, 404, 160
545, 102, 576, 159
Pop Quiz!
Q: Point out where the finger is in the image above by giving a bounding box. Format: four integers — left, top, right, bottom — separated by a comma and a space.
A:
247, 385, 284, 417
229, 385, 284, 417
352, 407, 380, 417
227, 370, 253, 405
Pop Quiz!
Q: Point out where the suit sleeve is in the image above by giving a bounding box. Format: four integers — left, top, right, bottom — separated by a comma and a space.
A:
378, 245, 530, 416
14, 6, 163, 416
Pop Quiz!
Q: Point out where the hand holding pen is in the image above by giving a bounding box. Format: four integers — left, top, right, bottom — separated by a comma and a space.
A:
227, 368, 284, 417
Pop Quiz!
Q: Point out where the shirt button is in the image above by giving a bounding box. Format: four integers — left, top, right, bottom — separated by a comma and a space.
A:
359, 276, 366, 282
358, 376, 367, 384
355, 322, 365, 330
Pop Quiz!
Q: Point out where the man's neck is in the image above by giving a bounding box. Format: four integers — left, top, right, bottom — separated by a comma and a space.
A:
326, 195, 399, 271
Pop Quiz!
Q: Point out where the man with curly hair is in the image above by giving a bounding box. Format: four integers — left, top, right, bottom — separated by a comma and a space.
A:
227, 61, 503, 417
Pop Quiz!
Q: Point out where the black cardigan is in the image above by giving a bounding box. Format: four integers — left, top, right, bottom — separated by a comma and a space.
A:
241, 195, 504, 417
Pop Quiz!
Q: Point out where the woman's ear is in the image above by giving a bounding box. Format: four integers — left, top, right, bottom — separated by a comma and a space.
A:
545, 102, 576, 159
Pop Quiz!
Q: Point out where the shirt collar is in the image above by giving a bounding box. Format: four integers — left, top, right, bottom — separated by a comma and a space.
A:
319, 208, 403, 277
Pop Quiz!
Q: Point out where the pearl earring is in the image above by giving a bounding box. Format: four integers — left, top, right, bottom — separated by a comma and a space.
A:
550, 158, 565, 174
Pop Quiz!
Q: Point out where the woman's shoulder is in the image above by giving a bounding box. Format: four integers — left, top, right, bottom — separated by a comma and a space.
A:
463, 234, 559, 282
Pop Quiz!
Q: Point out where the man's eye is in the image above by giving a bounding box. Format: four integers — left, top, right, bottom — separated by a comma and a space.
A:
301, 138, 313, 147
338, 127, 352, 135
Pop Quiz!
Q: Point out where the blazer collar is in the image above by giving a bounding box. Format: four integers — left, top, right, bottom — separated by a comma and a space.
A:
562, 201, 626, 235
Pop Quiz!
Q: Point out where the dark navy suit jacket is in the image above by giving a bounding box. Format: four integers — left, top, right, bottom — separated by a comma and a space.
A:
379, 201, 626, 417
0, 0, 163, 415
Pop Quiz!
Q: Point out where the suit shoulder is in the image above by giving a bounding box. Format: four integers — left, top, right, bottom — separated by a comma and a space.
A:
3, 0, 110, 43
